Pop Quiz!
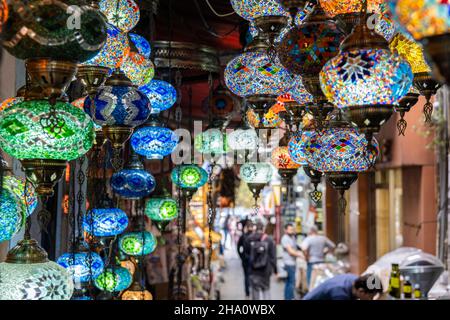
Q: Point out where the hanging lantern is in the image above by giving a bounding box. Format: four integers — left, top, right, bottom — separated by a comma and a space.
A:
94, 265, 132, 292
118, 231, 157, 256
1, 0, 107, 62
227, 127, 259, 152
139, 80, 177, 114
99, 0, 140, 33
388, 0, 449, 84
0, 184, 24, 243
130, 117, 179, 160
171, 164, 209, 199
120, 52, 155, 87
129, 33, 151, 59
394, 89, 420, 136
240, 162, 273, 201
320, 20, 413, 148
122, 285, 153, 300
3, 175, 38, 216
209, 84, 238, 123
288, 130, 313, 166
111, 153, 156, 199
145, 197, 179, 231
303, 165, 324, 203
57, 248, 104, 283
0, 100, 95, 196
271, 146, 300, 184
246, 107, 283, 130
390, 32, 441, 123
83, 208, 129, 238
194, 129, 229, 155
0, 239, 74, 300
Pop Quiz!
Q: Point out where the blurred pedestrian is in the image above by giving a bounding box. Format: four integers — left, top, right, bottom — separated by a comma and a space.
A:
281, 223, 304, 300
237, 219, 253, 299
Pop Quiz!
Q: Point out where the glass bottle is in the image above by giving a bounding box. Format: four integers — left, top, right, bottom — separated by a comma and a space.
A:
389, 263, 401, 299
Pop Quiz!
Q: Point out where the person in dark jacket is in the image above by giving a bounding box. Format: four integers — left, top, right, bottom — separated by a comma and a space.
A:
237, 219, 253, 299
243, 221, 278, 300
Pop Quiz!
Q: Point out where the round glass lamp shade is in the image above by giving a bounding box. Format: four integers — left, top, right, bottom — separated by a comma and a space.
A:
129, 33, 151, 58
100, 0, 140, 33
272, 146, 301, 170
0, 261, 74, 300
122, 289, 153, 300
0, 97, 24, 112
83, 208, 129, 237
111, 169, 156, 199
194, 130, 229, 154
1, 0, 107, 62
3, 175, 38, 217
56, 251, 104, 283
306, 127, 379, 172
319, 0, 385, 17
120, 52, 155, 87
85, 83, 150, 127
278, 18, 344, 76
289, 76, 314, 105
145, 197, 179, 222
171, 165, 209, 190
83, 23, 130, 69
224, 51, 294, 97
388, 0, 450, 39
227, 128, 259, 151
131, 126, 179, 159
0, 188, 22, 243
240, 162, 273, 184
389, 33, 431, 74
230, 0, 288, 20
320, 49, 413, 108
94, 266, 132, 292
0, 100, 95, 161
139, 80, 177, 114
119, 231, 157, 256
288, 130, 313, 165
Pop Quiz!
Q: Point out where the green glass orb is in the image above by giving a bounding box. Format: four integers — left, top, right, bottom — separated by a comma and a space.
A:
0, 100, 95, 161
145, 197, 179, 221
94, 266, 132, 292
171, 164, 208, 189
118, 231, 157, 256
1, 0, 107, 62
194, 129, 229, 154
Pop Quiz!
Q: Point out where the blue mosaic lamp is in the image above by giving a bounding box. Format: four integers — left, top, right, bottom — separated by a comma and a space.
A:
94, 265, 132, 292
119, 231, 157, 256
57, 247, 104, 283
83, 208, 129, 238
139, 80, 177, 114
111, 153, 156, 199
230, 0, 288, 20
171, 164, 208, 199
130, 116, 179, 160
288, 130, 313, 166
0, 185, 22, 243
99, 0, 140, 33
129, 33, 151, 58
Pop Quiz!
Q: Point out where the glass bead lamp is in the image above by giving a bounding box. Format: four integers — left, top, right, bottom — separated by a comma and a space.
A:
119, 231, 157, 256
111, 153, 156, 199
288, 130, 313, 166
130, 117, 179, 160
100, 0, 140, 33
171, 164, 209, 199
83, 208, 129, 238
145, 197, 179, 230
122, 287, 153, 300
0, 186, 23, 243
57, 250, 104, 283
272, 146, 301, 183
94, 265, 132, 292
139, 80, 177, 114
3, 175, 38, 217
129, 33, 151, 58
0, 97, 24, 112
194, 129, 229, 155
0, 100, 95, 196
120, 52, 155, 87
1, 0, 107, 62
240, 162, 273, 200
227, 127, 259, 152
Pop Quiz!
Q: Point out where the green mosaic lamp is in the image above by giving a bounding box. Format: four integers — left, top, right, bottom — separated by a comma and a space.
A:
171, 164, 208, 200
118, 231, 157, 257
0, 100, 95, 196
145, 197, 179, 231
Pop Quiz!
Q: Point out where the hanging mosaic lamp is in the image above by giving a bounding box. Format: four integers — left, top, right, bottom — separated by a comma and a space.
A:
288, 130, 313, 166
1, 0, 107, 62
388, 0, 449, 84
3, 174, 38, 217
0, 100, 95, 196
139, 80, 177, 114
394, 88, 420, 136
99, 0, 140, 33
85, 71, 150, 151
0, 239, 74, 300
276, 93, 308, 130
129, 33, 151, 58
56, 244, 104, 284
119, 231, 157, 256
0, 184, 24, 243
83, 208, 129, 238
111, 153, 156, 199
209, 84, 238, 124
303, 165, 324, 203
240, 162, 273, 201
227, 126, 259, 152
145, 196, 179, 231
122, 284, 153, 300
120, 52, 155, 87
130, 116, 179, 160
246, 107, 283, 130
271, 146, 301, 184
320, 16, 413, 150
171, 164, 209, 199
94, 265, 132, 292
194, 128, 229, 155
412, 73, 442, 123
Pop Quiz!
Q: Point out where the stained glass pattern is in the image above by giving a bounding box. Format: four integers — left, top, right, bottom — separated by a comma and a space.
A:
129, 33, 151, 58
319, 0, 385, 17
3, 175, 38, 217
0, 188, 22, 243
0, 262, 74, 300
120, 52, 155, 87
289, 76, 314, 105
119, 231, 157, 256
171, 165, 209, 189
94, 266, 132, 292
131, 126, 179, 159
111, 168, 156, 199
194, 130, 229, 154
139, 80, 177, 114
0, 100, 95, 161
0, 97, 24, 112
145, 197, 179, 221
230, 0, 288, 20
227, 128, 259, 151
288, 130, 313, 166
100, 0, 140, 33
320, 49, 413, 107
83, 208, 129, 237
240, 162, 273, 184
389, 33, 432, 74
272, 147, 301, 170
246, 108, 283, 128
57, 251, 104, 283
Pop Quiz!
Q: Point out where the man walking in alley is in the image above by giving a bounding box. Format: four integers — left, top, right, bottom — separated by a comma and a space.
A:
244, 220, 277, 300
301, 225, 336, 289
281, 223, 304, 300
237, 219, 253, 299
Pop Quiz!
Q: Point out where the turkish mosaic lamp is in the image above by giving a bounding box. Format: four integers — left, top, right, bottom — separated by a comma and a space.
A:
120, 52, 155, 87
145, 197, 179, 224
240, 162, 273, 200
99, 0, 140, 33
129, 33, 151, 58
57, 250, 104, 283
119, 231, 157, 256
272, 146, 301, 183
83, 208, 129, 238
171, 164, 209, 199
139, 80, 177, 114
94, 265, 132, 292
194, 129, 229, 155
